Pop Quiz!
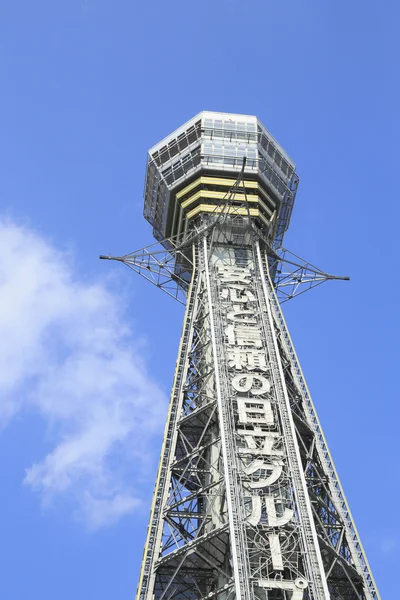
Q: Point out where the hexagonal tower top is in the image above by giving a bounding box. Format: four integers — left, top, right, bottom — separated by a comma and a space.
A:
143, 111, 299, 248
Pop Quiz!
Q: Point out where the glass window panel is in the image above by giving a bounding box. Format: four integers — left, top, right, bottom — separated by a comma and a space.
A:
172, 158, 181, 170
168, 140, 179, 158
260, 135, 268, 151
187, 129, 197, 144
174, 166, 184, 180
267, 144, 275, 159
178, 134, 188, 151
160, 147, 169, 159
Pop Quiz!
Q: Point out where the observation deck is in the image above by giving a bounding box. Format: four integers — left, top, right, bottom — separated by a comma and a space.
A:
143, 111, 299, 248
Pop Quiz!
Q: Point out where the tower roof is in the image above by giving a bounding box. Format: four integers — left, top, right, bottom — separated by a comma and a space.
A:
149, 111, 295, 168
144, 111, 299, 246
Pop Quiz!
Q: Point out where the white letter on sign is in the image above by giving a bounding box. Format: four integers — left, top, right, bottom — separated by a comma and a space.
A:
237, 397, 274, 426
232, 374, 270, 395
244, 458, 283, 488
221, 285, 256, 303
246, 496, 294, 527
257, 579, 308, 600
227, 309, 257, 324
227, 348, 268, 372
225, 324, 263, 348
268, 533, 284, 571
218, 267, 251, 284
237, 430, 283, 456
265, 496, 294, 527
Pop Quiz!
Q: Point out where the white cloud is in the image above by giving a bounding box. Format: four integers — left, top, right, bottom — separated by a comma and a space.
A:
0, 218, 167, 529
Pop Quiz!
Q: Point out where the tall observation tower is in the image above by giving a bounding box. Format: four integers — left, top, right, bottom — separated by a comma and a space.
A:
101, 112, 380, 600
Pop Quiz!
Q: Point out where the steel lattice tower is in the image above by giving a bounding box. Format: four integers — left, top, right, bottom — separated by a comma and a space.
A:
101, 112, 380, 600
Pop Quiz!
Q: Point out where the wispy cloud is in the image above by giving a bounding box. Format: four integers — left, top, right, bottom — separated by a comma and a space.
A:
0, 218, 167, 529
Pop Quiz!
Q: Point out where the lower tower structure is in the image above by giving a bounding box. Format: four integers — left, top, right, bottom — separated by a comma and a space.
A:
102, 112, 380, 600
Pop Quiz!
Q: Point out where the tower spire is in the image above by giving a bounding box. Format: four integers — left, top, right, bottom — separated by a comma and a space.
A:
102, 111, 380, 600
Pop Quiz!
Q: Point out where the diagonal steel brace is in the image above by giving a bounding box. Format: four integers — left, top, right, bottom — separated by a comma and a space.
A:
100, 240, 192, 305
269, 247, 349, 303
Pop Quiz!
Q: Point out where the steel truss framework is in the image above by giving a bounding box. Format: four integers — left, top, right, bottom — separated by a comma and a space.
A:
102, 167, 380, 600
127, 216, 379, 600
100, 165, 349, 306
100, 242, 349, 306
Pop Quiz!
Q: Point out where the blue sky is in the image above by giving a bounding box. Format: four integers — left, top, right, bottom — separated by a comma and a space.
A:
0, 1, 397, 598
